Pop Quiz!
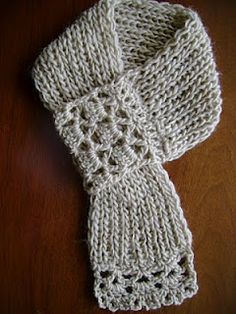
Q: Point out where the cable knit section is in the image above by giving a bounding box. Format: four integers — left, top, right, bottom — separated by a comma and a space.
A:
32, 0, 222, 311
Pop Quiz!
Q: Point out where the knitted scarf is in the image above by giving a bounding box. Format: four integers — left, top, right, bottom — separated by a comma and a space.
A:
32, 0, 221, 311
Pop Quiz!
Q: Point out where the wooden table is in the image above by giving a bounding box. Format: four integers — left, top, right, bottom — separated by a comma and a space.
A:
0, 1, 235, 313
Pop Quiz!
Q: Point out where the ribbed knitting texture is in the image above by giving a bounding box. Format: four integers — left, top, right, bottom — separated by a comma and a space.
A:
32, 0, 221, 311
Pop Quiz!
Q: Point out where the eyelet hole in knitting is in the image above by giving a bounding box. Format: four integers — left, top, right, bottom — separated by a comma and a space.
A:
116, 109, 128, 119
152, 270, 163, 277
133, 129, 143, 139
64, 119, 74, 127
97, 91, 109, 98
93, 167, 105, 176
100, 271, 112, 278
132, 144, 142, 154
184, 286, 192, 293
123, 274, 132, 280
165, 293, 171, 302
111, 301, 116, 308
80, 108, 87, 120
104, 103, 112, 113
178, 256, 187, 267
85, 181, 93, 190
124, 96, 131, 103
137, 276, 149, 283
182, 269, 189, 277
167, 270, 175, 277
115, 137, 125, 146
70, 107, 77, 113
99, 283, 105, 289
125, 286, 133, 294
108, 158, 117, 166
155, 282, 162, 289
80, 124, 89, 134
97, 150, 105, 159
79, 141, 90, 151
101, 116, 111, 124
143, 150, 152, 160
117, 123, 128, 133
91, 131, 100, 144
112, 277, 118, 284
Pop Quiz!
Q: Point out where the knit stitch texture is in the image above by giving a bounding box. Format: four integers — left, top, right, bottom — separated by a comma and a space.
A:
32, 0, 222, 311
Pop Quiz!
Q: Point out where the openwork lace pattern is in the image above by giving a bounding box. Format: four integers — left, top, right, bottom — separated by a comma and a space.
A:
94, 253, 196, 311
54, 78, 155, 193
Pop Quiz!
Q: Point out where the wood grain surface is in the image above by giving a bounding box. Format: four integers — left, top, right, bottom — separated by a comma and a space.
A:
0, 1, 235, 313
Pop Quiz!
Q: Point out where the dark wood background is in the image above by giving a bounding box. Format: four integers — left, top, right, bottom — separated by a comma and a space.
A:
0, 0, 235, 313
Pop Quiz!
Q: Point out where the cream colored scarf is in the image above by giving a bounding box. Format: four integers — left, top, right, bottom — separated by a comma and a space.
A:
32, 0, 221, 311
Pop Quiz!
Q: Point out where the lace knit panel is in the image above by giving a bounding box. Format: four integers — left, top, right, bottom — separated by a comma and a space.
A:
94, 253, 196, 311
54, 78, 159, 193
